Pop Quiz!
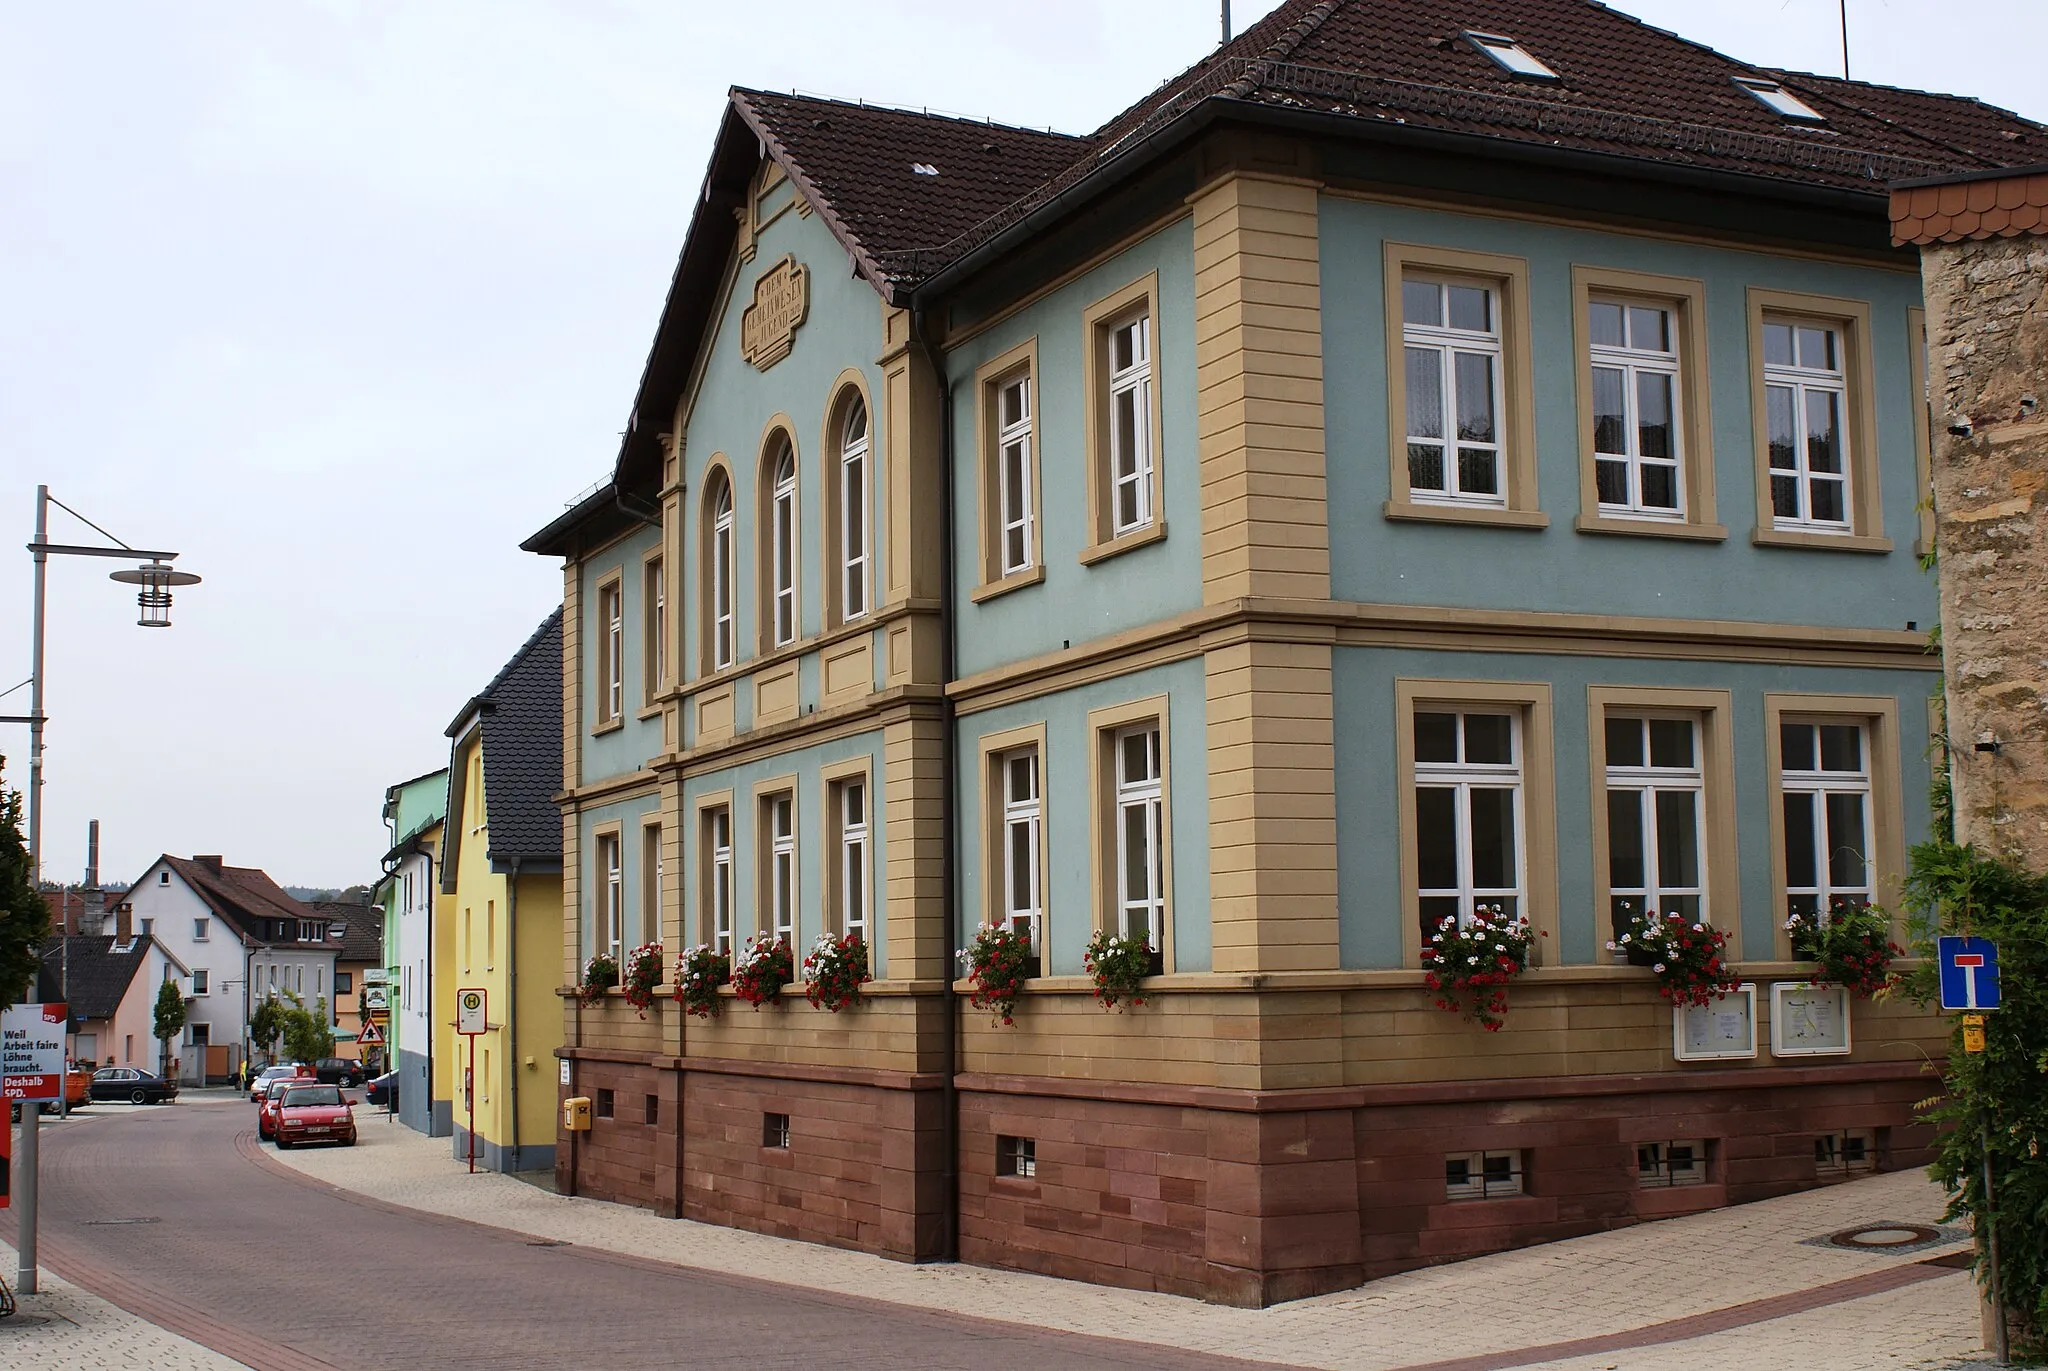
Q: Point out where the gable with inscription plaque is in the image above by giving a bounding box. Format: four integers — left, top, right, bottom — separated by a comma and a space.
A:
740, 254, 809, 371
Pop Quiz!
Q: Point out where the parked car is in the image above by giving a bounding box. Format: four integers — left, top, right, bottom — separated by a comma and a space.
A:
313, 1057, 365, 1087
365, 1070, 399, 1108
248, 1064, 299, 1103
257, 1078, 295, 1140
274, 1083, 356, 1149
88, 1067, 179, 1104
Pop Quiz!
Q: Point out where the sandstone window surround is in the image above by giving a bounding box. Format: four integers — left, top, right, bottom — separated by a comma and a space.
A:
821, 757, 872, 945
757, 780, 798, 948
971, 337, 1044, 602
640, 818, 663, 953
595, 571, 625, 730
1394, 679, 1558, 968
1080, 273, 1168, 565
1382, 243, 1543, 529
1761, 693, 1905, 958
1585, 686, 1740, 963
978, 722, 1049, 959
829, 390, 872, 626
696, 795, 736, 955
1087, 696, 1174, 968
595, 826, 624, 968
641, 549, 667, 712
1745, 288, 1889, 552
1570, 266, 1724, 541
759, 424, 801, 650
1636, 1140, 1708, 1187
700, 463, 738, 674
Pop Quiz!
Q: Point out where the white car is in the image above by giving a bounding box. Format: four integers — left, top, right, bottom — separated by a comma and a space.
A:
247, 1064, 301, 1103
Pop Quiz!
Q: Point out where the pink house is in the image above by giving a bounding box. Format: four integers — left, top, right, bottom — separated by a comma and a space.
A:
39, 931, 190, 1076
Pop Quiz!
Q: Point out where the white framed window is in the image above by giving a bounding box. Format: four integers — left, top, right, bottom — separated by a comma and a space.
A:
707, 806, 733, 956
602, 581, 624, 721
191, 969, 208, 994
1604, 715, 1706, 948
1403, 278, 1504, 506
840, 401, 869, 621
1413, 710, 1524, 934
644, 556, 667, 701
1465, 32, 1560, 80
771, 441, 798, 647
138, 917, 153, 935
641, 823, 662, 951
1446, 1150, 1524, 1200
997, 372, 1035, 576
711, 478, 735, 670
193, 918, 209, 942
1764, 321, 1851, 533
766, 792, 795, 945
596, 831, 622, 965
1780, 720, 1872, 926
1590, 301, 1683, 519
1108, 313, 1155, 535
1637, 1141, 1707, 1188
1000, 747, 1042, 952
1113, 725, 1164, 947
836, 779, 868, 942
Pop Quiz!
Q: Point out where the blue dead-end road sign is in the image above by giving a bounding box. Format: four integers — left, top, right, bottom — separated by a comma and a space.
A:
1939, 936, 2001, 1011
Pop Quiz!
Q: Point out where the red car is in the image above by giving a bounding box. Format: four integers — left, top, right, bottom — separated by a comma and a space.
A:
274, 1083, 356, 1149
257, 1078, 293, 1140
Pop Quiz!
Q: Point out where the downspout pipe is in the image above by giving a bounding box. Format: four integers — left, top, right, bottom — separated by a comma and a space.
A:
506, 856, 521, 1173
910, 301, 960, 1264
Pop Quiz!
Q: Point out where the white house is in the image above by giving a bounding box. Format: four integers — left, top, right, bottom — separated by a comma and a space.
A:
115, 854, 342, 1082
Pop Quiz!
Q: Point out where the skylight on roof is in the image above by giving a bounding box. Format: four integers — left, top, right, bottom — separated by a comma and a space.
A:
911, 162, 939, 176
1734, 77, 1825, 123
1464, 32, 1560, 81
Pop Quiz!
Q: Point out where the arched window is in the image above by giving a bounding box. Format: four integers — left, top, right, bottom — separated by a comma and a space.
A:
769, 437, 798, 647
839, 398, 869, 621
708, 472, 735, 671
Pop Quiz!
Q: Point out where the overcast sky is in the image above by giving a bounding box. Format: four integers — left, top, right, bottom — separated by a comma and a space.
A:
3, 1, 2040, 890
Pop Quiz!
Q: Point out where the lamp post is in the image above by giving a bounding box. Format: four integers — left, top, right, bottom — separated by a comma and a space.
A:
3, 484, 198, 1296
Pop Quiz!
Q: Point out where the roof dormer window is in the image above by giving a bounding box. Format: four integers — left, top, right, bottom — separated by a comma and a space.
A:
1734, 77, 1825, 123
1464, 33, 1560, 82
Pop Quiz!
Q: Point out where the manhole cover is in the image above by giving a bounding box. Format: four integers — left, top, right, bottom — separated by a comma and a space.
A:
1800, 1221, 1966, 1256
82, 1217, 161, 1226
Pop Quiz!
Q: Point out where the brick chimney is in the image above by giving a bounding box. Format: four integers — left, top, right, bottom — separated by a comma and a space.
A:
194, 854, 223, 872
116, 905, 133, 945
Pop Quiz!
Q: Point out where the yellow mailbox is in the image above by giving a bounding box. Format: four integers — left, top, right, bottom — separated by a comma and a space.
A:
564, 1095, 593, 1131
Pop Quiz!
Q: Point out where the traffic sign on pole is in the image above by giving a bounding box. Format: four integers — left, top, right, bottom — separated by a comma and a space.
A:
457, 989, 487, 1036
1939, 936, 2001, 1011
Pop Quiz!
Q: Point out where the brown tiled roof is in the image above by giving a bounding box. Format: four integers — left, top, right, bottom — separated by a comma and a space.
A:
734, 0, 2045, 293
304, 899, 384, 964
1891, 166, 2048, 244
161, 855, 325, 949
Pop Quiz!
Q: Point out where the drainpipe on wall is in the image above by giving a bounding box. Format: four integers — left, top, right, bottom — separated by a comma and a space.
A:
506, 856, 522, 1173
911, 301, 961, 1264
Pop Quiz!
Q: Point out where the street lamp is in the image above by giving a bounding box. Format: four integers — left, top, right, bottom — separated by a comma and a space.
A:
2, 484, 198, 1297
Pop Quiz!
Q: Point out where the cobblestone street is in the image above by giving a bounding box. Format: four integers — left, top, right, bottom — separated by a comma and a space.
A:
2, 1091, 2000, 1369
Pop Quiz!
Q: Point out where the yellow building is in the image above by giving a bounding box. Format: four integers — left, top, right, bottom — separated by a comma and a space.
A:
436, 609, 565, 1172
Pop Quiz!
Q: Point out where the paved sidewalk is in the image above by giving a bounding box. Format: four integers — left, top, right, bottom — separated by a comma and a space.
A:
0, 1238, 246, 1370
271, 1115, 1994, 1371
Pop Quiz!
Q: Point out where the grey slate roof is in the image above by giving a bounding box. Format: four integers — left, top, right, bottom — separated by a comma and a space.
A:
447, 608, 563, 869
38, 936, 152, 1021
304, 899, 384, 964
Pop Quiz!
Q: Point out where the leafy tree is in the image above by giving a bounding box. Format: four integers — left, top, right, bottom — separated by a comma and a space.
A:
1903, 839, 2048, 1354
280, 993, 334, 1064
0, 761, 51, 1013
249, 995, 288, 1063
153, 976, 187, 1078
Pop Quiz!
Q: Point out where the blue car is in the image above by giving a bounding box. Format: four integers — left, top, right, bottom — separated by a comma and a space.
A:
365, 1070, 399, 1108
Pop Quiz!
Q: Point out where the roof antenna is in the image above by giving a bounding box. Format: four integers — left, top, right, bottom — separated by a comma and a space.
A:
1839, 0, 1851, 79
1221, 0, 1232, 44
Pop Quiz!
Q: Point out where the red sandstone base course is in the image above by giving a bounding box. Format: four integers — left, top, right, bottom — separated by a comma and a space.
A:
558, 1051, 1933, 1307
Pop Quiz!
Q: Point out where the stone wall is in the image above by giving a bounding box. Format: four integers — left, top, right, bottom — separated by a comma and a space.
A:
1923, 232, 2048, 863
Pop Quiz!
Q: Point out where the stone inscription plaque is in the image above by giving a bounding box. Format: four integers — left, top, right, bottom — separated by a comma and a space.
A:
741, 254, 809, 371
